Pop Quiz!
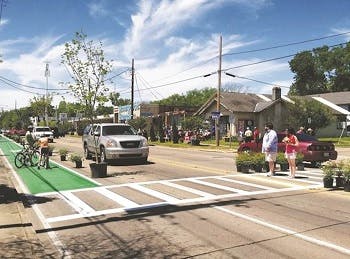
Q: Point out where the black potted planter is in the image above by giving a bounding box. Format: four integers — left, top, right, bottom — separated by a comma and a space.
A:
280, 163, 289, 172
254, 164, 263, 173
335, 177, 345, 188
75, 160, 83, 168
60, 155, 66, 161
323, 177, 334, 188
90, 162, 107, 178
344, 181, 350, 192
297, 163, 304, 171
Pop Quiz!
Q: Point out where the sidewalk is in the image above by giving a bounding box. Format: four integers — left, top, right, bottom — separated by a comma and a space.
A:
0, 158, 46, 258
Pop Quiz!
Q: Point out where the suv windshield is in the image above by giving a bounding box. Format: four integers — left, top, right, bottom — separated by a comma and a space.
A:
102, 125, 137, 136
36, 127, 51, 132
296, 133, 318, 142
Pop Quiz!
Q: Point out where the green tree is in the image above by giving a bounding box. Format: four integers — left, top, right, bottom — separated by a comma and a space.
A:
286, 97, 335, 133
109, 92, 130, 106
151, 87, 215, 106
181, 116, 203, 130
289, 42, 350, 95
30, 95, 54, 119
61, 32, 112, 162
127, 117, 147, 131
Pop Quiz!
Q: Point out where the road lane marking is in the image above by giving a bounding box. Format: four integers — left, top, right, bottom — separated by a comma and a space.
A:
218, 177, 275, 190
161, 181, 216, 198
94, 188, 139, 207
60, 191, 95, 216
129, 183, 180, 203
46, 185, 316, 223
188, 179, 249, 194
214, 206, 350, 256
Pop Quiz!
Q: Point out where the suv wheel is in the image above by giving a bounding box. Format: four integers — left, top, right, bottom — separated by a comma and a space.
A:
100, 146, 107, 163
84, 144, 92, 159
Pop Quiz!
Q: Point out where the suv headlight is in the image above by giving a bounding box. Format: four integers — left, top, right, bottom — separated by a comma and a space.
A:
106, 139, 117, 147
140, 138, 148, 147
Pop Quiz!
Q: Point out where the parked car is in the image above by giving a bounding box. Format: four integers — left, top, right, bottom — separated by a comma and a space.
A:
32, 126, 54, 142
82, 123, 149, 164
237, 132, 337, 167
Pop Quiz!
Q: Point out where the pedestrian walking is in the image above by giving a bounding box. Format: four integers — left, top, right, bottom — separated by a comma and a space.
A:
262, 122, 278, 176
244, 127, 253, 142
253, 127, 260, 143
283, 127, 299, 178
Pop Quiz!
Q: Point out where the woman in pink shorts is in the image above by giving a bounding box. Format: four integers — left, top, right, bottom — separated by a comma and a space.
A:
283, 128, 299, 178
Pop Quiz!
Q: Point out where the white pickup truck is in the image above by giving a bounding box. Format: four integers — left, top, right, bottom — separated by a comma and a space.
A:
32, 126, 54, 143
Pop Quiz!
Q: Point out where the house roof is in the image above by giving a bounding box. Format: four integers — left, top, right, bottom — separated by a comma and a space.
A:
308, 91, 350, 105
194, 91, 288, 115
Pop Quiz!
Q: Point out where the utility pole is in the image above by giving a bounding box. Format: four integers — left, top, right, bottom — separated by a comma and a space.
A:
216, 35, 222, 147
131, 58, 134, 120
44, 63, 50, 126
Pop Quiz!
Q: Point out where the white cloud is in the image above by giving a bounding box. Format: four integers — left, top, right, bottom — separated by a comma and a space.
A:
0, 18, 9, 28
87, 1, 108, 17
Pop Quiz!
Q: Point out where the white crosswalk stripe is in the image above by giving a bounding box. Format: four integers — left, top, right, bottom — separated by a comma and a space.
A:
41, 171, 323, 223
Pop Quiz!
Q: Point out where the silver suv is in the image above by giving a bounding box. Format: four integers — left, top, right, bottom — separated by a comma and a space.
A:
82, 123, 149, 163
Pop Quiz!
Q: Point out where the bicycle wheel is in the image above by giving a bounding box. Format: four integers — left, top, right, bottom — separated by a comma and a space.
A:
30, 150, 40, 166
14, 152, 26, 168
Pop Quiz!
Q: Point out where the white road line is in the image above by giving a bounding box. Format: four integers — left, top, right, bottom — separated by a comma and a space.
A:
60, 191, 95, 216
94, 188, 139, 207
46, 185, 317, 223
161, 181, 216, 198
129, 184, 180, 203
218, 177, 275, 190
188, 179, 249, 194
214, 206, 350, 256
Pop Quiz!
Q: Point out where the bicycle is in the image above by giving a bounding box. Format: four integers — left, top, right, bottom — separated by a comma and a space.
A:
14, 143, 40, 168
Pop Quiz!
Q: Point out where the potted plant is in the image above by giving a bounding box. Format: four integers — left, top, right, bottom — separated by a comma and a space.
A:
59, 148, 68, 161
62, 32, 112, 178
321, 160, 336, 188
335, 160, 344, 188
70, 153, 83, 168
236, 153, 253, 173
340, 161, 350, 192
277, 152, 289, 172
253, 153, 265, 173
296, 153, 304, 171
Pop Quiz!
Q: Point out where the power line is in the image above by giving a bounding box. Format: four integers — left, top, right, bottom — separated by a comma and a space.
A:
0, 78, 42, 95
223, 31, 350, 56
223, 41, 348, 72
225, 72, 289, 89
0, 75, 70, 91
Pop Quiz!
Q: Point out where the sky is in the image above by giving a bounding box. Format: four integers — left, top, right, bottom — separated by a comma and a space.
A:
0, 0, 350, 111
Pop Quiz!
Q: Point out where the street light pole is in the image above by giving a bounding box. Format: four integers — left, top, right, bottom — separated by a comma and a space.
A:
216, 35, 222, 147
44, 63, 50, 126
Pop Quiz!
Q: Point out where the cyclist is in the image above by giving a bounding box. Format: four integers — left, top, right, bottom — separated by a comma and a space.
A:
37, 136, 50, 169
25, 126, 36, 149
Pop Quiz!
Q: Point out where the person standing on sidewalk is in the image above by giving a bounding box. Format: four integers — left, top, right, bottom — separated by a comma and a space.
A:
262, 122, 278, 176
283, 127, 299, 178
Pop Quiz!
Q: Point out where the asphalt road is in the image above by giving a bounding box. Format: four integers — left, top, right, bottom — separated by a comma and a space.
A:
21, 136, 350, 258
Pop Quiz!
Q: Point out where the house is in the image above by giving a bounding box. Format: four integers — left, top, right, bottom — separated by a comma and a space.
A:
195, 88, 350, 138
194, 87, 293, 138
307, 91, 350, 137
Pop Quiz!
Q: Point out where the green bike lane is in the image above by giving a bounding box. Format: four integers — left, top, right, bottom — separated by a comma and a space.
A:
0, 135, 99, 194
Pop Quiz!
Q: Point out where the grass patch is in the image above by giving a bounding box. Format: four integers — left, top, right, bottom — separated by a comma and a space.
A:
319, 136, 350, 147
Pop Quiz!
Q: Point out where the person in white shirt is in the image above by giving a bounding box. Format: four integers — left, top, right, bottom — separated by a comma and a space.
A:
262, 122, 278, 176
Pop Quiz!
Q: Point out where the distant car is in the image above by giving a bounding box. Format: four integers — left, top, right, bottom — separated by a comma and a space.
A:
82, 123, 149, 164
32, 126, 54, 143
237, 132, 337, 167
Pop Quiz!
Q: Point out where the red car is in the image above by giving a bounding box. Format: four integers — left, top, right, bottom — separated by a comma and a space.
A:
237, 132, 337, 167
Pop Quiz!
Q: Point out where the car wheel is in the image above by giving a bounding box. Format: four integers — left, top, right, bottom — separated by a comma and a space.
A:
242, 147, 251, 153
84, 144, 92, 159
100, 146, 108, 163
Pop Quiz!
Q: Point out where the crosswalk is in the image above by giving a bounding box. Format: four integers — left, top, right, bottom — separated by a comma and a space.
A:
35, 169, 325, 224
